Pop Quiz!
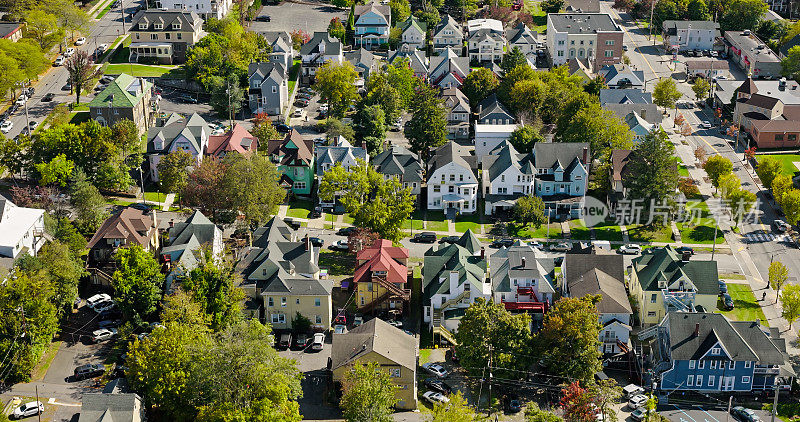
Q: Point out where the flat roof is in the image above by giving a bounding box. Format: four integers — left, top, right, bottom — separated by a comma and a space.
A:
725, 31, 780, 63
548, 13, 621, 34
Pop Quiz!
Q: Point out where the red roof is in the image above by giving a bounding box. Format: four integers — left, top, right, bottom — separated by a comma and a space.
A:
207, 123, 258, 157
353, 239, 408, 285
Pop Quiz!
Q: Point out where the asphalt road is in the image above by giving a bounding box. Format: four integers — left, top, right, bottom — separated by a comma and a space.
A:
251, 2, 348, 35
662, 405, 772, 422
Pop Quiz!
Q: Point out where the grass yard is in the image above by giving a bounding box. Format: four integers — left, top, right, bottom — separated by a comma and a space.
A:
524, 1, 548, 33
419, 349, 432, 365
96, 0, 115, 18
69, 111, 91, 124
287, 60, 300, 96
678, 218, 725, 244
423, 211, 449, 232
510, 222, 563, 239
593, 224, 624, 241
342, 213, 355, 225
143, 191, 164, 203
678, 164, 690, 177
104, 64, 176, 77
454, 213, 483, 233
627, 224, 673, 243
286, 199, 313, 219
718, 284, 768, 326
405, 210, 425, 231
109, 198, 135, 207
569, 220, 592, 240
318, 249, 356, 277
756, 154, 800, 177
719, 273, 746, 280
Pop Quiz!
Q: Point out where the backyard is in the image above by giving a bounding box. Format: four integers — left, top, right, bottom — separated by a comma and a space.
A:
718, 284, 768, 326
678, 218, 725, 244
286, 199, 313, 219
104, 64, 179, 78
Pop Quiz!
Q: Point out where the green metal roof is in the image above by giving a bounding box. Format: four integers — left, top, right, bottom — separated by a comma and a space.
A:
631, 246, 718, 295
89, 73, 151, 108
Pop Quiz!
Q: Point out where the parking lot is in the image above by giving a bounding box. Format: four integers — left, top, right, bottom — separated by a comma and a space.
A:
251, 2, 348, 34
661, 405, 772, 422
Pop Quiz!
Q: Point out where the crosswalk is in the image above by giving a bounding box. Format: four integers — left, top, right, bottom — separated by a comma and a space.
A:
743, 233, 788, 243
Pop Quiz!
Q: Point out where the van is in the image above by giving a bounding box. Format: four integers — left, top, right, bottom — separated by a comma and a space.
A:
412, 232, 437, 243
623, 384, 645, 398
278, 333, 292, 349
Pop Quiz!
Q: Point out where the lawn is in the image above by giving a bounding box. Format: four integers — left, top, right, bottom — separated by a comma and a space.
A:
342, 213, 355, 225
524, 1, 548, 33
423, 211, 449, 232
678, 164, 690, 177
143, 191, 165, 203
718, 284, 768, 326
569, 220, 592, 240
96, 0, 115, 18
286, 199, 313, 219
287, 60, 300, 97
510, 222, 563, 239
109, 198, 134, 207
318, 249, 355, 277
69, 111, 91, 124
627, 224, 674, 243
593, 224, 624, 241
97, 35, 123, 62
405, 210, 425, 231
454, 213, 483, 233
756, 154, 800, 177
104, 64, 176, 77
678, 218, 725, 244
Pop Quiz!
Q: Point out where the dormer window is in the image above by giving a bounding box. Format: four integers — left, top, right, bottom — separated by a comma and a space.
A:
139, 22, 147, 29
172, 22, 181, 30
154, 23, 163, 30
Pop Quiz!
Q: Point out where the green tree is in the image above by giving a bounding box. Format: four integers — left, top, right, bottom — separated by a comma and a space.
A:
622, 130, 677, 216
514, 195, 546, 229
0, 52, 24, 101
497, 65, 537, 107
501, 46, 528, 74
589, 379, 623, 422
687, 0, 711, 20
769, 261, 789, 303
70, 170, 109, 231
584, 75, 608, 96
251, 113, 281, 150
182, 158, 230, 223
557, 103, 634, 160
509, 77, 547, 117
354, 104, 386, 152
727, 188, 756, 228
324, 117, 356, 142
718, 173, 741, 199
328, 17, 346, 42
291, 311, 312, 333
161, 290, 211, 328
780, 284, 800, 329
461, 67, 499, 106
703, 155, 733, 190
318, 161, 414, 241
509, 125, 544, 153
404, 85, 448, 161
756, 156, 783, 189
535, 295, 602, 380
692, 78, 711, 100
315, 61, 359, 118
428, 392, 478, 421
780, 188, 800, 225
653, 78, 683, 109
35, 154, 74, 187
65, 50, 96, 104
385, 58, 419, 108
221, 153, 286, 225
37, 240, 85, 312
95, 156, 134, 193
24, 9, 62, 50
720, 0, 768, 31
389, 0, 411, 24
525, 403, 564, 422
54, 218, 87, 258
340, 361, 397, 422
182, 256, 244, 331
158, 150, 194, 197
112, 244, 165, 324
772, 174, 793, 204
111, 119, 141, 157
365, 73, 403, 123
781, 45, 800, 80
0, 40, 49, 87
652, 0, 680, 30
414, 8, 440, 32
541, 0, 565, 13
209, 74, 245, 119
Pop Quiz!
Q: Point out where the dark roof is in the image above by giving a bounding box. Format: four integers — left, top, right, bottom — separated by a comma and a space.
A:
300, 32, 341, 56
738, 77, 758, 95
87, 207, 156, 249
129, 9, 202, 32
603, 103, 660, 124
423, 244, 486, 299
532, 142, 589, 170
780, 34, 800, 57
146, 112, 209, 154
0, 22, 22, 39
548, 14, 621, 34
490, 242, 555, 294
427, 142, 478, 176
372, 145, 423, 183
744, 93, 781, 109
661, 20, 720, 35
564, 0, 601, 13
610, 149, 631, 182
330, 318, 417, 371
564, 253, 631, 314
507, 22, 539, 45
478, 93, 515, 121
267, 129, 314, 167
482, 141, 534, 181
632, 246, 718, 295
599, 89, 652, 105
78, 393, 144, 422
168, 210, 218, 248
455, 229, 482, 254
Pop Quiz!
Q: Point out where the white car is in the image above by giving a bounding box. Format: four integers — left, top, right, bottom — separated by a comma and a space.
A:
75, 37, 86, 45
353, 315, 364, 327
15, 95, 27, 106
311, 333, 325, 351
0, 121, 12, 134
11, 401, 44, 419
91, 328, 117, 343
549, 242, 571, 252
699, 121, 712, 129
421, 362, 449, 378
93, 300, 116, 313
53, 55, 65, 66
422, 391, 450, 405
86, 293, 111, 309
628, 394, 648, 410
293, 108, 305, 118
64, 47, 75, 57
618, 244, 642, 254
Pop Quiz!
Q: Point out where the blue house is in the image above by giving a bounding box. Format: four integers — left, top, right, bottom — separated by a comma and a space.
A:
646, 312, 793, 393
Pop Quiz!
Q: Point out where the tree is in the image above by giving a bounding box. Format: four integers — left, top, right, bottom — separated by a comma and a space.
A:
111, 119, 141, 158
340, 361, 397, 422
509, 77, 548, 117
514, 195, 546, 228
385, 58, 419, 108
718, 173, 741, 199
0, 52, 24, 101
769, 261, 789, 303
183, 158, 231, 224
365, 73, 403, 123
35, 240, 85, 312
414, 8, 440, 32
35, 154, 74, 187
161, 290, 211, 329
694, 146, 707, 164
560, 382, 597, 422
557, 103, 634, 160
158, 150, 194, 198
323, 117, 356, 142
461, 67, 499, 106
703, 155, 733, 190
720, 0, 768, 31
584, 75, 608, 96
24, 9, 61, 50
65, 50, 96, 104
692, 78, 711, 100
653, 78, 682, 109
353, 104, 386, 152
405, 85, 448, 161
251, 113, 281, 149
501, 46, 528, 74
652, 0, 679, 30
509, 125, 544, 154
780, 188, 800, 225
182, 256, 244, 331
315, 61, 359, 118
0, 133, 29, 177
454, 299, 533, 376
782, 46, 800, 80
222, 153, 286, 225
318, 161, 414, 241
541, 0, 565, 13
428, 392, 478, 422
589, 379, 623, 422
727, 188, 757, 228
622, 129, 678, 212
535, 295, 602, 380
780, 284, 800, 329
525, 403, 563, 422
389, 0, 411, 24
328, 17, 346, 42
772, 174, 793, 204
54, 218, 87, 258
0, 39, 50, 83
209, 74, 244, 119
291, 311, 312, 333
687, 0, 711, 20
112, 245, 165, 324
70, 170, 108, 231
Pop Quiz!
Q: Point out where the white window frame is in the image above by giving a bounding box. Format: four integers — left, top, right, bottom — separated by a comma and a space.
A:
689, 360, 696, 369
687, 375, 694, 386
696, 375, 703, 386
744, 361, 752, 368
742, 376, 750, 384
708, 376, 715, 387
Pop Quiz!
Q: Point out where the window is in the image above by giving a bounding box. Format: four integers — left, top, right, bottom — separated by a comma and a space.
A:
729, 361, 735, 369
745, 361, 752, 368
136, 33, 140, 39
696, 375, 703, 386
172, 23, 181, 30
271, 313, 286, 324
698, 360, 705, 369
281, 297, 287, 307
268, 297, 274, 307
711, 347, 721, 355
296, 298, 300, 305
558, 40, 565, 45
650, 293, 657, 303
315, 315, 322, 324
710, 361, 717, 369
742, 376, 750, 384
390, 368, 401, 377
433, 185, 441, 192
689, 360, 696, 369
775, 134, 784, 141
789, 134, 797, 142
449, 186, 454, 193
604, 50, 613, 58
570, 40, 575, 45
459, 174, 463, 181
647, 311, 656, 317
450, 174, 455, 181
708, 376, 715, 387
605, 40, 615, 45
165, 33, 170, 40
151, 34, 158, 40
154, 24, 163, 30
315, 298, 321, 307
272, 86, 277, 93
687, 375, 694, 386
360, 296, 365, 306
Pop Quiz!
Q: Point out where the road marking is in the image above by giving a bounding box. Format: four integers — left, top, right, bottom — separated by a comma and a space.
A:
696, 406, 720, 422
47, 398, 81, 407
674, 405, 699, 422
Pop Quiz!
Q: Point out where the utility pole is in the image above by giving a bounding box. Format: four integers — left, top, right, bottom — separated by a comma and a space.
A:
770, 379, 779, 422
226, 79, 234, 130
36, 385, 41, 422
649, 0, 655, 43
488, 344, 493, 415
120, 0, 127, 35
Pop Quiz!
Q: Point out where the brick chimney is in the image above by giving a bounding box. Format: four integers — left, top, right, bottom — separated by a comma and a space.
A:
304, 235, 310, 251
582, 147, 588, 164
480, 247, 485, 259
694, 323, 700, 336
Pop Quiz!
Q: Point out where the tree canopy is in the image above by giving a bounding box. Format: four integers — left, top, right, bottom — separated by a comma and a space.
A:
404, 85, 448, 161
315, 61, 359, 118
340, 361, 397, 422
535, 295, 602, 380
112, 245, 165, 325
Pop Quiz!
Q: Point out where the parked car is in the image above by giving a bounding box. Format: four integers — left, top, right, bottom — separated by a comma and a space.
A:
334, 312, 347, 325
64, 48, 75, 57
41, 93, 56, 102
294, 98, 309, 107
623, 384, 645, 398
352, 315, 363, 327
0, 121, 12, 134
309, 206, 323, 219
309, 237, 324, 247
421, 362, 449, 378
255, 15, 271, 21
275, 123, 292, 133
11, 401, 43, 419
675, 246, 694, 255
490, 238, 514, 248
293, 108, 305, 118
631, 408, 649, 421
411, 232, 437, 243
86, 293, 112, 309
299, 87, 314, 94
53, 55, 65, 66
504, 393, 522, 413
721, 292, 735, 310
15, 96, 27, 107
424, 378, 453, 395
293, 333, 310, 350
731, 406, 761, 422
391, 118, 402, 131
773, 219, 790, 233
628, 394, 648, 410
277, 333, 292, 349
97, 43, 108, 53
422, 391, 450, 405
529, 241, 543, 249
61, 82, 72, 91
98, 319, 121, 329
93, 301, 116, 313
330, 240, 349, 251
297, 92, 313, 100
439, 235, 460, 244
27, 121, 38, 131
336, 226, 357, 236
618, 244, 642, 254
178, 94, 198, 104
75, 37, 86, 45
719, 280, 728, 295
91, 328, 117, 343
311, 333, 325, 351
333, 325, 347, 334
550, 242, 571, 252
699, 121, 712, 129
74, 363, 105, 380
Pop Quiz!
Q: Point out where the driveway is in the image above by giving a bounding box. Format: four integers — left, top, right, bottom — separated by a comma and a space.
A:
278, 334, 339, 420
252, 2, 348, 34
661, 405, 771, 422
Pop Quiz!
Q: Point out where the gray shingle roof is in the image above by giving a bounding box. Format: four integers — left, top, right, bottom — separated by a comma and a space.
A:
599, 89, 652, 105
478, 93, 515, 121
316, 142, 369, 175
603, 103, 660, 124
129, 9, 202, 33
434, 14, 463, 39
564, 252, 631, 314
456, 229, 482, 255
78, 393, 144, 422
146, 113, 209, 154
661, 20, 720, 34
631, 246, 718, 295
300, 32, 341, 56
548, 14, 621, 34
490, 243, 555, 294
330, 317, 417, 371
482, 141, 534, 181
532, 142, 589, 170
427, 141, 477, 176
372, 145, 423, 183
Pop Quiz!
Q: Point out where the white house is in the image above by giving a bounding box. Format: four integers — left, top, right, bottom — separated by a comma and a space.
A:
474, 123, 518, 159
490, 242, 555, 327
300, 32, 343, 84
507, 22, 541, 56
432, 14, 464, 54
0, 196, 45, 259
398, 16, 426, 49
481, 141, 536, 215
468, 29, 506, 63
426, 142, 479, 216
532, 142, 590, 218
598, 64, 644, 89
661, 20, 720, 52
353, 2, 391, 49
157, 0, 231, 20
429, 48, 470, 88
146, 113, 210, 182
442, 87, 470, 140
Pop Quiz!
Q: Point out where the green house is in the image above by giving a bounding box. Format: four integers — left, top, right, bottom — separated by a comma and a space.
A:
266, 129, 315, 196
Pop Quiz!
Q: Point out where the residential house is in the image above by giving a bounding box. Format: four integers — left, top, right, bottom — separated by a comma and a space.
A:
267, 129, 315, 196
765, 0, 789, 15
454, 229, 483, 256
89, 73, 157, 134
353, 2, 391, 49
532, 142, 590, 218
547, 13, 623, 71
477, 93, 516, 125
260, 31, 294, 70
563, 252, 632, 354
78, 393, 145, 422
608, 149, 631, 210
398, 15, 427, 49
372, 145, 424, 197
388, 45, 429, 79
467, 19, 506, 63
248, 61, 288, 115
236, 217, 330, 328
128, 9, 204, 64
482, 141, 535, 215
630, 246, 719, 327
474, 124, 519, 159
646, 312, 792, 392
599, 88, 652, 105
598, 64, 644, 89
87, 207, 160, 286
442, 87, 471, 140
624, 111, 657, 140
161, 210, 223, 290
506, 22, 541, 57
0, 196, 45, 259
426, 142, 479, 216
423, 243, 489, 343
490, 241, 555, 328
686, 59, 729, 79
206, 123, 258, 159
300, 32, 343, 84
316, 137, 369, 210
565, 0, 601, 12
732, 77, 800, 148
345, 48, 379, 88
433, 14, 464, 54
603, 103, 659, 126
146, 112, 210, 182
661, 20, 720, 52
0, 22, 23, 42
354, 239, 411, 313
156, 0, 232, 20
330, 318, 418, 410
724, 31, 781, 79
567, 58, 595, 83
429, 48, 470, 88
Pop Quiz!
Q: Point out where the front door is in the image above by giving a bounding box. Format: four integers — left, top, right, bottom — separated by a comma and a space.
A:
722, 376, 735, 391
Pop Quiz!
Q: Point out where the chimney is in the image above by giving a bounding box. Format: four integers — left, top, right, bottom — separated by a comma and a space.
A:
582, 147, 588, 164
169, 219, 174, 228
694, 323, 700, 336
139, 77, 146, 94
151, 209, 158, 228
521, 256, 526, 268
480, 247, 485, 259
682, 251, 691, 262
304, 235, 310, 251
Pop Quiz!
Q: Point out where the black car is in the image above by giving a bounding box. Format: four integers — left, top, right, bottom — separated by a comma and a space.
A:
731, 407, 760, 422
61, 82, 72, 91
490, 238, 514, 248
74, 363, 105, 380
178, 94, 198, 104
309, 237, 324, 247
675, 246, 694, 255
293, 333, 310, 349
424, 378, 453, 395
309, 206, 322, 219
721, 292, 734, 310
504, 393, 522, 413
255, 15, 271, 21
719, 280, 728, 295
130, 203, 151, 211
439, 236, 460, 244
275, 123, 292, 133
337, 226, 357, 236
41, 93, 56, 102
411, 232, 437, 243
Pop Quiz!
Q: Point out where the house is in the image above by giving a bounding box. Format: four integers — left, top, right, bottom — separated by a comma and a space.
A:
206, 123, 258, 159
429, 48, 470, 88
565, 0, 601, 12
442, 87, 471, 140
128, 9, 204, 64
344, 48, 379, 87
563, 251, 632, 354
155, 0, 232, 20
482, 141, 535, 215
732, 77, 800, 148
567, 58, 595, 83
330, 318, 418, 410
248, 61, 288, 116
474, 124, 519, 159
372, 145, 424, 196
78, 393, 145, 422
724, 31, 781, 79
260, 31, 294, 70
398, 15, 427, 49
236, 217, 330, 328
354, 239, 410, 313
0, 22, 23, 42
608, 149, 631, 209
661, 20, 720, 53
532, 142, 590, 218
490, 241, 555, 327
0, 196, 45, 259
467, 19, 506, 63
453, 229, 483, 256
630, 246, 719, 327
423, 243, 489, 342
598, 64, 644, 89
161, 210, 223, 290
300, 32, 343, 84
316, 137, 369, 210
766, 0, 790, 15
146, 112, 210, 182
267, 129, 315, 196
89, 73, 157, 134
506, 22, 541, 59
599, 88, 652, 105
426, 142, 479, 216
388, 45, 429, 79
624, 111, 657, 140
603, 103, 659, 126
433, 14, 464, 54
686, 59, 729, 80
87, 207, 160, 286
646, 312, 793, 392
353, 2, 391, 49
477, 93, 516, 125
547, 13, 623, 71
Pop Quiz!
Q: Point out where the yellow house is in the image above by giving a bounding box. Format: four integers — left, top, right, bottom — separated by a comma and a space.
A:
354, 239, 411, 313
630, 246, 719, 326
330, 318, 418, 410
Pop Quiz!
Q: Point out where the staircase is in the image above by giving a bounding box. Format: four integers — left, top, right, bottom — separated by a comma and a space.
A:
357, 275, 411, 312
432, 310, 457, 345
359, 291, 392, 313
438, 289, 469, 312
637, 324, 660, 341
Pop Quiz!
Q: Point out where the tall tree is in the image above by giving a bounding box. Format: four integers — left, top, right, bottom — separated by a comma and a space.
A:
653, 78, 683, 109
726, 188, 756, 228
365, 73, 403, 123
221, 153, 286, 225
780, 284, 800, 329
513, 195, 546, 229
0, 52, 24, 101
111, 119, 142, 157
35, 154, 74, 187
687, 0, 711, 20
315, 61, 359, 118
389, 0, 411, 24
158, 150, 194, 197
541, 0, 565, 13
589, 379, 623, 422
720, 0, 768, 31
340, 361, 397, 422
24, 9, 62, 50
756, 156, 783, 189
328, 17, 346, 42
112, 245, 165, 324
501, 46, 528, 74
65, 50, 96, 105
557, 103, 633, 160
209, 74, 244, 120
779, 188, 800, 225
703, 155, 733, 190
560, 382, 597, 422
36, 240, 85, 312
353, 104, 386, 153
692, 78, 711, 100
621, 129, 678, 212
781, 46, 800, 80
428, 392, 478, 421
251, 113, 281, 150
404, 85, 447, 161
509, 125, 545, 154
385, 58, 419, 108
182, 256, 244, 331
461, 67, 499, 106
535, 295, 602, 380
718, 173, 741, 199
70, 170, 109, 231
769, 261, 789, 303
